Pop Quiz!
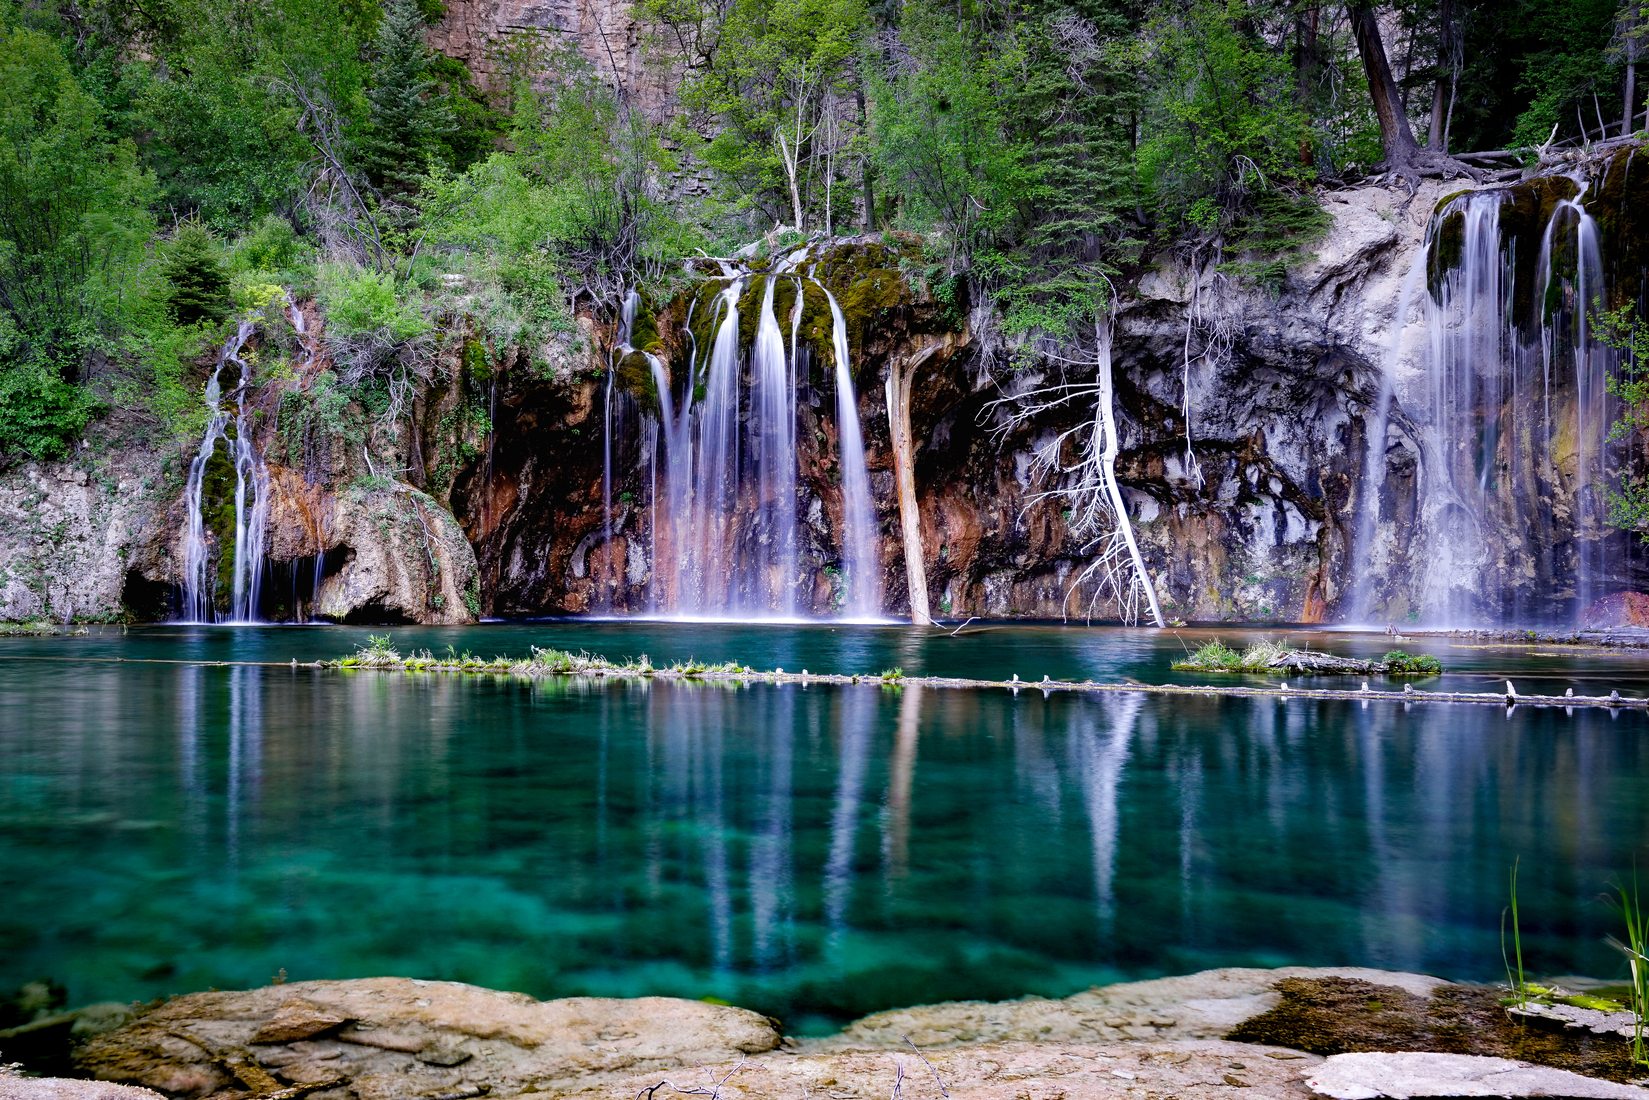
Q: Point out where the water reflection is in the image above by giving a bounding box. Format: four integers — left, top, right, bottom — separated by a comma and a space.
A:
1, 659, 1646, 1032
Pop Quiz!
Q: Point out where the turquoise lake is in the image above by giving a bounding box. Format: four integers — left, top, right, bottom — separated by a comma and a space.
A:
2, 622, 1647, 1035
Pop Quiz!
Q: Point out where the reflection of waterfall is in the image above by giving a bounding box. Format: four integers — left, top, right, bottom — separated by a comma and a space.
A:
824, 687, 875, 950
636, 269, 882, 619
181, 320, 269, 623
1349, 180, 1622, 626
225, 665, 262, 869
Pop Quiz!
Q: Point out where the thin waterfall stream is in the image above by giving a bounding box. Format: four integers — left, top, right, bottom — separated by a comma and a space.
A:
181, 319, 270, 624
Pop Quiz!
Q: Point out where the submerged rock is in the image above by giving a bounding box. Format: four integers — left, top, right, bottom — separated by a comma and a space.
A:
76, 977, 781, 1099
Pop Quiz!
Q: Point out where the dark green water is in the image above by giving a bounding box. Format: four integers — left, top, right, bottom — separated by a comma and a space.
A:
2, 622, 1647, 1035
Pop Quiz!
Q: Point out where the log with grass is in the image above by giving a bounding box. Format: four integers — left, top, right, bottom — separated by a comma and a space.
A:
1172, 640, 1442, 677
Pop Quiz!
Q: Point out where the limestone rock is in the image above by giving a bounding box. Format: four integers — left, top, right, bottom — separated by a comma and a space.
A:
307, 482, 478, 625
821, 966, 1447, 1050
543, 1039, 1324, 1100
1306, 1051, 1649, 1099
1580, 592, 1649, 630
75, 977, 781, 1099
0, 429, 173, 623
246, 998, 350, 1044
0, 1075, 165, 1100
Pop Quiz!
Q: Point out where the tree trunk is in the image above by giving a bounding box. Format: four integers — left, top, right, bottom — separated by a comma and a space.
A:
776, 129, 805, 231
1348, 2, 1419, 167
857, 87, 876, 231
1428, 0, 1456, 150
1294, 4, 1321, 166
1624, 5, 1640, 139
885, 346, 941, 626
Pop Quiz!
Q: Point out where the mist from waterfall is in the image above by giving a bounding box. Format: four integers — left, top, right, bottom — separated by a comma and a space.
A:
1349, 180, 1624, 627
181, 319, 270, 623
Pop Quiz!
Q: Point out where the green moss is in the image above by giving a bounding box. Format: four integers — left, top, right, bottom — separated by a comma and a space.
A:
462, 337, 491, 381
199, 442, 240, 614
1381, 650, 1442, 677
1228, 976, 1639, 1083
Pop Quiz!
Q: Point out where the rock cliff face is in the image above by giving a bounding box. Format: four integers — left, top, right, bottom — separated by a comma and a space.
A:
428, 0, 676, 115
3, 154, 1645, 626
436, 190, 1444, 623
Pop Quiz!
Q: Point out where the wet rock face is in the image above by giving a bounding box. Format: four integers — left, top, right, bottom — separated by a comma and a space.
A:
74, 978, 782, 1100
0, 424, 177, 623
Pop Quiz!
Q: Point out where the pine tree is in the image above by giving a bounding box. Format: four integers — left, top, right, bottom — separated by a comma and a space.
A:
358, 0, 454, 196
162, 219, 229, 326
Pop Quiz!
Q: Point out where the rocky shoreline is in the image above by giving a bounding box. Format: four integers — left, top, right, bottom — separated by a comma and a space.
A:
4, 968, 1648, 1099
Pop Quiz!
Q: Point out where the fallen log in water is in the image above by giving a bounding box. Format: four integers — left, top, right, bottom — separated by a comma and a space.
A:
299, 642, 1643, 712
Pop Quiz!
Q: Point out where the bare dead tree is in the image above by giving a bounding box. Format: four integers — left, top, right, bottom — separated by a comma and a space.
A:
987, 300, 1165, 627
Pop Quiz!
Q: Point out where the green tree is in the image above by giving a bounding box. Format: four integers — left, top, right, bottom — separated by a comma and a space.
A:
650, 0, 869, 230
162, 220, 231, 325
1598, 302, 1649, 538
0, 23, 152, 457
359, 0, 455, 196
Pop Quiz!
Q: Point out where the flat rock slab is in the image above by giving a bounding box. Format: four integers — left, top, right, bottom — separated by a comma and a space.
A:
1307, 1052, 1649, 1099
0, 1078, 164, 1100
820, 966, 1448, 1049
75, 977, 781, 1100
543, 1039, 1325, 1099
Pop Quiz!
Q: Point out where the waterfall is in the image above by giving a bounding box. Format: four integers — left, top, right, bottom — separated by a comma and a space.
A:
823, 288, 882, 619
634, 269, 883, 620
181, 319, 269, 623
1349, 179, 1623, 626
1537, 193, 1611, 612
1347, 243, 1430, 622
599, 289, 643, 612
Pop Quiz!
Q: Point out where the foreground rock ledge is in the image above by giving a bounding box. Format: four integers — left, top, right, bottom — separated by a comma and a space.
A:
73, 978, 781, 1099
44, 969, 1649, 1099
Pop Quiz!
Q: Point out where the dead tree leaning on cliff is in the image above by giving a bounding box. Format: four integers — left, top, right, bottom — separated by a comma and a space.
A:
988, 303, 1165, 627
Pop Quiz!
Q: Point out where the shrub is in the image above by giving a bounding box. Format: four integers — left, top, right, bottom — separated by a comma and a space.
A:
1381, 651, 1442, 677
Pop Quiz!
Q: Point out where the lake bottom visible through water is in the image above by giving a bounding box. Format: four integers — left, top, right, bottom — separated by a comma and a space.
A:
1, 622, 1647, 1035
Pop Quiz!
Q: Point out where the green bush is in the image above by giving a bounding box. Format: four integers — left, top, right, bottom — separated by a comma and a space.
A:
317, 264, 429, 343
1381, 651, 1442, 677
0, 357, 93, 459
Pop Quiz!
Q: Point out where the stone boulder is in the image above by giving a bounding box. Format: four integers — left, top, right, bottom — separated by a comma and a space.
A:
0, 1073, 164, 1100
549, 1039, 1323, 1100
1306, 1051, 1649, 1099
75, 978, 781, 1100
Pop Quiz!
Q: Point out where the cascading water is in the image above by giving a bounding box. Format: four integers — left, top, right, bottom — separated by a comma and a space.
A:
599, 289, 643, 612
634, 268, 883, 619
1349, 178, 1624, 626
824, 288, 882, 619
181, 319, 270, 623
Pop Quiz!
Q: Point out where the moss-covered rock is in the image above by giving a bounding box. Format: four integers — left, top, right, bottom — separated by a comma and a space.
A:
1227, 976, 1640, 1083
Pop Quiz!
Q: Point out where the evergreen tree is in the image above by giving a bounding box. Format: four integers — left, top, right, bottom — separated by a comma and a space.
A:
359, 0, 454, 196
162, 220, 230, 326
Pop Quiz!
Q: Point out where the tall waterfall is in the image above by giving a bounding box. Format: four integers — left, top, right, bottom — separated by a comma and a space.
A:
181, 319, 270, 623
825, 288, 882, 619
599, 289, 643, 612
1351, 178, 1625, 626
636, 271, 883, 619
